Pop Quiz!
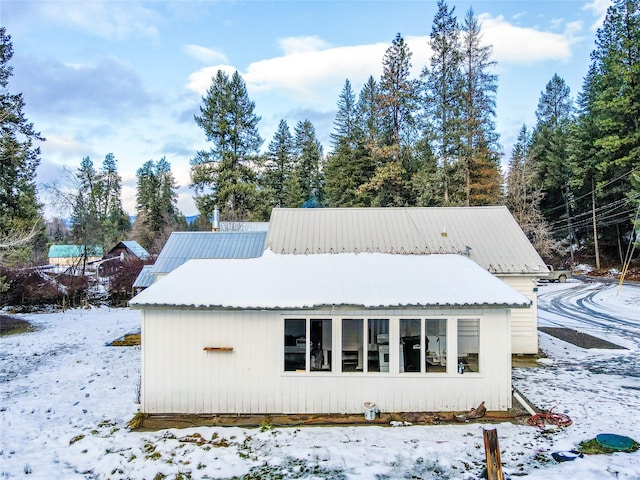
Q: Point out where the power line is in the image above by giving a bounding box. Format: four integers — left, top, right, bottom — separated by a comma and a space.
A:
542, 165, 640, 216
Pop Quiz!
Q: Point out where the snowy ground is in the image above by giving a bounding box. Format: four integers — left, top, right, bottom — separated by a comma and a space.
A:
1, 280, 639, 479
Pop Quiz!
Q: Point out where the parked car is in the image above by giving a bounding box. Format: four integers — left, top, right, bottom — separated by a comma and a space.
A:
546, 265, 572, 283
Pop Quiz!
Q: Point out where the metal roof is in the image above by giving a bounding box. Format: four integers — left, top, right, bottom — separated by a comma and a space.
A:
150, 231, 267, 274
119, 240, 149, 260
132, 265, 154, 288
131, 252, 531, 310
265, 207, 547, 275
48, 244, 103, 258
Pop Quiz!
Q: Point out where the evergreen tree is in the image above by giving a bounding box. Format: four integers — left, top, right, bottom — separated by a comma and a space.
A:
325, 79, 373, 207
293, 120, 324, 207
70, 157, 103, 273
357, 76, 383, 150
330, 79, 360, 150
530, 74, 576, 249
460, 8, 502, 206
570, 0, 639, 259
133, 157, 183, 252
377, 33, 420, 151
261, 119, 296, 209
0, 28, 45, 263
423, 0, 464, 205
190, 70, 263, 221
358, 34, 419, 206
70, 154, 130, 267
100, 153, 130, 247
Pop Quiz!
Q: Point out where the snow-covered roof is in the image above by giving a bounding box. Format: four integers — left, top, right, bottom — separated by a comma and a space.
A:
130, 252, 531, 310
266, 207, 548, 275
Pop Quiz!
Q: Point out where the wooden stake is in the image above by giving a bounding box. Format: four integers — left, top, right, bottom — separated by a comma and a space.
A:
483, 428, 504, 480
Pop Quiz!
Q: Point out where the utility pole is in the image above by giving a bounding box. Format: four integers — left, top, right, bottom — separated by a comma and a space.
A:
591, 180, 600, 270
564, 186, 574, 266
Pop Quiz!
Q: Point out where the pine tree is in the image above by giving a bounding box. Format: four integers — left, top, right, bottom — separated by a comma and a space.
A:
261, 119, 296, 209
460, 8, 502, 206
530, 74, 576, 251
570, 0, 639, 259
133, 158, 182, 252
70, 154, 130, 259
100, 153, 130, 247
423, 0, 464, 205
358, 34, 419, 206
0, 27, 45, 262
293, 120, 324, 207
190, 70, 263, 221
325, 79, 373, 207
70, 157, 103, 273
378, 33, 420, 151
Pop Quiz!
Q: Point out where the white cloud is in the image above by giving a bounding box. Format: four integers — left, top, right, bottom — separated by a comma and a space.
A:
186, 35, 426, 107
583, 0, 612, 31
479, 13, 580, 65
183, 45, 228, 64
278, 36, 331, 54
39, 1, 159, 39
186, 64, 241, 95
42, 134, 89, 157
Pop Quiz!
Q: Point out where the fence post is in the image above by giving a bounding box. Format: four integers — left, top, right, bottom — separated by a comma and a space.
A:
483, 428, 504, 480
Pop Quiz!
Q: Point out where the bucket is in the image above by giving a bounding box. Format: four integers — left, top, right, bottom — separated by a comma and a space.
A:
363, 402, 377, 421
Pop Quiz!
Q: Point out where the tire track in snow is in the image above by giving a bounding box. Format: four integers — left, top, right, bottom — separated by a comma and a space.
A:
537, 282, 640, 378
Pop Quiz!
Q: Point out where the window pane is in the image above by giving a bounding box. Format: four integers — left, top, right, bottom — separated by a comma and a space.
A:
284, 319, 306, 372
368, 319, 389, 372
425, 319, 447, 373
458, 319, 479, 373
310, 319, 332, 371
342, 319, 363, 372
400, 319, 421, 373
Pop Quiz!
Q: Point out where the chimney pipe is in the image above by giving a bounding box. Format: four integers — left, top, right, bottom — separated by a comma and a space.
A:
212, 206, 220, 232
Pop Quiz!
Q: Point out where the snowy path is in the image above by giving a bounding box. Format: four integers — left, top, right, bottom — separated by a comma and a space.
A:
1, 284, 639, 479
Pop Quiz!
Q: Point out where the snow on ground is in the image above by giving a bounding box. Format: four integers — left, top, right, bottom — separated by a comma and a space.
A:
1, 280, 639, 479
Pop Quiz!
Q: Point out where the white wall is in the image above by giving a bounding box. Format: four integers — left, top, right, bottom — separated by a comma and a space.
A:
141, 307, 513, 415
499, 275, 539, 355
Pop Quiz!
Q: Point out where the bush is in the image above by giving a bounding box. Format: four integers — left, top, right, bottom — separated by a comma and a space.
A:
0, 266, 88, 310
107, 259, 146, 307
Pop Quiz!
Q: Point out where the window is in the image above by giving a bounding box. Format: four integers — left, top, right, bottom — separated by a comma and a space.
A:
284, 318, 332, 372
342, 319, 363, 371
457, 319, 480, 373
284, 317, 457, 375
399, 319, 421, 372
368, 319, 389, 372
399, 318, 447, 373
310, 319, 332, 371
425, 319, 447, 373
284, 319, 306, 372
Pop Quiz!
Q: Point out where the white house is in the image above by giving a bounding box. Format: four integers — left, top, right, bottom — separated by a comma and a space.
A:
265, 207, 548, 355
129, 252, 530, 415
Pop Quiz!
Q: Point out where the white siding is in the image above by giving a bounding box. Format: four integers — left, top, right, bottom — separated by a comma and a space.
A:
499, 275, 539, 355
141, 307, 513, 415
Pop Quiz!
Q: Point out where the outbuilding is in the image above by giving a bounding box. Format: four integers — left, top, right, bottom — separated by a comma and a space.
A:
265, 207, 548, 355
129, 252, 530, 415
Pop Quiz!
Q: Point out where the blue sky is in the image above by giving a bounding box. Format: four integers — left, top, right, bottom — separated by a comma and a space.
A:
4, 0, 611, 217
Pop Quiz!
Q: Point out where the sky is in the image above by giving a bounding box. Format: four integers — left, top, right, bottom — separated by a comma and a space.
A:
3, 0, 612, 218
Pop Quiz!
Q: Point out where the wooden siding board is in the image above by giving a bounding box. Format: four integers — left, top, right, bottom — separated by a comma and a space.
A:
142, 307, 512, 414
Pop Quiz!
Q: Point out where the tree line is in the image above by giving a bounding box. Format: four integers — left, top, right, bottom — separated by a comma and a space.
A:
1, 0, 639, 282
190, 0, 639, 264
